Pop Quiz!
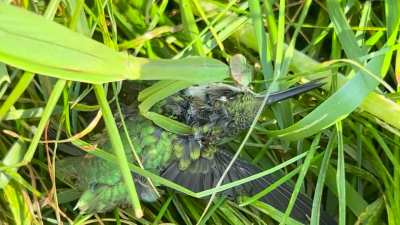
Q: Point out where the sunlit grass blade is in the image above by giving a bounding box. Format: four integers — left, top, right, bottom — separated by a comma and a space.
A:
0, 138, 25, 188
144, 112, 192, 134
326, 0, 365, 60
179, 0, 204, 56
248, 0, 273, 78
0, 3, 129, 83
0, 63, 9, 99
3, 183, 34, 225
0, 169, 41, 197
138, 56, 229, 82
3, 107, 48, 121
336, 122, 346, 225
139, 80, 193, 113
202, 16, 248, 54
0, 72, 35, 121
137, 80, 177, 102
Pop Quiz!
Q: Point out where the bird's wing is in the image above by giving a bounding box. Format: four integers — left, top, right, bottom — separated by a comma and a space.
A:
161, 149, 336, 225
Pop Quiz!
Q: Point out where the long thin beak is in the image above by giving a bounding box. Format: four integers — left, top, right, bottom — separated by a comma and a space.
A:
258, 79, 325, 105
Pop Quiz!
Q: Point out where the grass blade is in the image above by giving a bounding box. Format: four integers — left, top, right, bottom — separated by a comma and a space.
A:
93, 84, 143, 218
0, 72, 34, 121
22, 79, 66, 163
0, 63, 9, 99
310, 133, 335, 225
279, 133, 320, 225
336, 122, 346, 225
0, 4, 229, 84
179, 0, 204, 56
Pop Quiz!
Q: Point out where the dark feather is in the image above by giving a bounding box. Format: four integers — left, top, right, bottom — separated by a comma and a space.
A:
161, 150, 336, 225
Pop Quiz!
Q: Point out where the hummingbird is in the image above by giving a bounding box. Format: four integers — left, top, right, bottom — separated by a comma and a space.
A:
158, 79, 323, 146
55, 80, 336, 225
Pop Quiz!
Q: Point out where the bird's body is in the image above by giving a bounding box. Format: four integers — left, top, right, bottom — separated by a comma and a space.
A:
158, 84, 262, 146
55, 81, 336, 225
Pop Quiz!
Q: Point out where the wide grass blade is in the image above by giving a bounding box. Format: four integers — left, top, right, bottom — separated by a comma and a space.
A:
0, 3, 229, 84
268, 55, 386, 140
0, 3, 128, 83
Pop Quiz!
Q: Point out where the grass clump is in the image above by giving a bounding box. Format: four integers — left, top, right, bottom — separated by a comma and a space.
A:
0, 0, 399, 225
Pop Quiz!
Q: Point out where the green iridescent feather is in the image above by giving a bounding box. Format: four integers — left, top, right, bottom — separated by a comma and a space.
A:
56, 116, 176, 213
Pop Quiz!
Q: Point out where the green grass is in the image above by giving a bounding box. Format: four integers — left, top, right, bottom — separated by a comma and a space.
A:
0, 0, 400, 224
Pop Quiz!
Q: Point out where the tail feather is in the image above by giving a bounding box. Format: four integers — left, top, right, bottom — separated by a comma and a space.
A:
161, 150, 337, 225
